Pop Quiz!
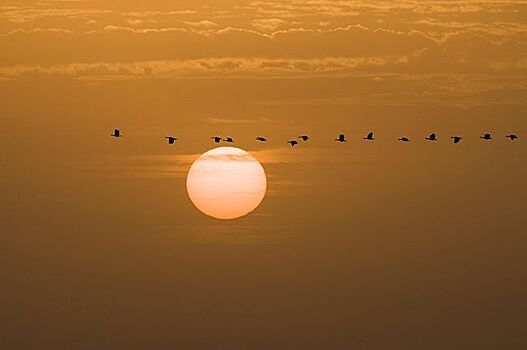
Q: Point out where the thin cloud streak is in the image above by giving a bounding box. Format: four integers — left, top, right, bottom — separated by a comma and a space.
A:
126, 147, 363, 179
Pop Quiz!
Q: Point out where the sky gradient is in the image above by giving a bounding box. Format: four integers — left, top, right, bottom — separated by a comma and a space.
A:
1, 1, 526, 349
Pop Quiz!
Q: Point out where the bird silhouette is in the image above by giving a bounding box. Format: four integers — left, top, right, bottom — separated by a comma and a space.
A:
480, 133, 492, 140
111, 129, 121, 137
298, 135, 309, 141
363, 132, 374, 141
398, 137, 410, 142
165, 136, 177, 144
335, 134, 346, 143
425, 133, 437, 141
223, 137, 234, 143
287, 140, 299, 147
211, 136, 222, 143
506, 134, 518, 140
256, 136, 267, 142
451, 136, 462, 144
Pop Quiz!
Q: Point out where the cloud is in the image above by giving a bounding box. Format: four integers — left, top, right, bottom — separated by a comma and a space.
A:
183, 20, 218, 29
102, 25, 188, 34
0, 55, 423, 80
0, 7, 111, 23
0, 27, 74, 37
126, 19, 159, 26
0, 0, 525, 98
121, 10, 197, 17
251, 18, 286, 31
0, 23, 434, 64
127, 146, 363, 179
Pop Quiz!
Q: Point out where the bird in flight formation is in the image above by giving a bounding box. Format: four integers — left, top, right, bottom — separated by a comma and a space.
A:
111, 130, 519, 146
451, 136, 462, 144
287, 140, 299, 147
481, 133, 492, 140
165, 136, 177, 144
425, 133, 437, 141
364, 132, 374, 141
335, 134, 346, 143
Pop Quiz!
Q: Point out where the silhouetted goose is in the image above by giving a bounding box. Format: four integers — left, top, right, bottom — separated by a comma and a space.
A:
111, 129, 121, 137
165, 136, 177, 144
211, 136, 222, 143
451, 136, 462, 144
363, 132, 374, 141
223, 137, 234, 143
287, 140, 299, 147
335, 134, 346, 143
398, 137, 410, 142
256, 136, 267, 142
298, 135, 309, 141
506, 134, 518, 140
480, 133, 492, 140
425, 133, 437, 141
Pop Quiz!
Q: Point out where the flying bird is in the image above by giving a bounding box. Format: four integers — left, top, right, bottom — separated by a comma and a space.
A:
298, 135, 309, 141
425, 133, 437, 141
165, 136, 177, 144
480, 133, 492, 140
256, 136, 267, 142
335, 134, 346, 143
111, 129, 121, 137
223, 137, 234, 143
363, 132, 374, 141
287, 140, 299, 147
398, 137, 410, 142
506, 134, 518, 140
451, 136, 462, 144
211, 136, 222, 143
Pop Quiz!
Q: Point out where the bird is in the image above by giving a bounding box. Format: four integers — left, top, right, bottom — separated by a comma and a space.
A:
298, 135, 309, 141
287, 140, 299, 147
363, 132, 374, 141
223, 137, 234, 143
506, 134, 518, 140
111, 129, 121, 137
480, 133, 492, 140
256, 136, 267, 142
451, 136, 462, 144
425, 133, 437, 141
335, 134, 346, 143
165, 136, 177, 144
211, 136, 222, 143
398, 137, 410, 142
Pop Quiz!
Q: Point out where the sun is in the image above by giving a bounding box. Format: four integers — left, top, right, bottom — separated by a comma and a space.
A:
186, 147, 267, 220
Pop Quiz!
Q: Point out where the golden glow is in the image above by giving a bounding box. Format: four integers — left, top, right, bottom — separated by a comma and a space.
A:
186, 147, 267, 220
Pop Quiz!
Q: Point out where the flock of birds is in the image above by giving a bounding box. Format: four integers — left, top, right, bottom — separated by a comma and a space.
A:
110, 129, 519, 146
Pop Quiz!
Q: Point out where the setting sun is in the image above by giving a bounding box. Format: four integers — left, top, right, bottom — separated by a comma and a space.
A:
186, 147, 267, 220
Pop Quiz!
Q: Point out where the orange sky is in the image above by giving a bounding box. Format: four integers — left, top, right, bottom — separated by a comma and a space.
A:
1, 1, 526, 349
